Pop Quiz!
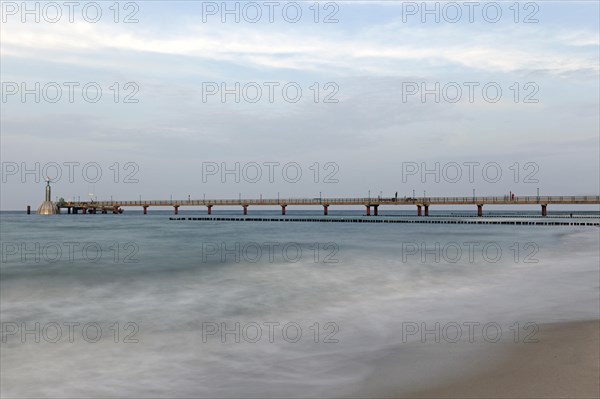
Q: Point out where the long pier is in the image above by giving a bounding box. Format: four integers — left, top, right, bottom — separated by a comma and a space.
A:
58, 195, 600, 217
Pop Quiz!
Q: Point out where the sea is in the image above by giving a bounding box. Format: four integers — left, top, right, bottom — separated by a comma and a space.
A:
1, 209, 599, 398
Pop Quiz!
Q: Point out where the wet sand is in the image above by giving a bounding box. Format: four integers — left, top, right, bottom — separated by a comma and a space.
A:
349, 320, 599, 399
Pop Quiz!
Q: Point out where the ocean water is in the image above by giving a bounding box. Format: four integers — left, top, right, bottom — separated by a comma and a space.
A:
1, 211, 599, 398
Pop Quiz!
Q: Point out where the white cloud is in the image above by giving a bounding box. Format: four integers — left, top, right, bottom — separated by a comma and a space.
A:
2, 18, 597, 77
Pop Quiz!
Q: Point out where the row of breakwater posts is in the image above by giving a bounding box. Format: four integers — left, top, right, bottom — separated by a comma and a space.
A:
169, 216, 600, 226
33, 195, 600, 217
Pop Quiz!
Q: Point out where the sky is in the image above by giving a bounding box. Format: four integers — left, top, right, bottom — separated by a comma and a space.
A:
1, 0, 599, 210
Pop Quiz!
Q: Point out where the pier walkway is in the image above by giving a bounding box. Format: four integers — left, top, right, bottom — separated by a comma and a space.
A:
58, 195, 600, 217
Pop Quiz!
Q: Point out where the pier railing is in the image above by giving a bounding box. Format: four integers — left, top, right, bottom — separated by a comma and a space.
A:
62, 195, 600, 208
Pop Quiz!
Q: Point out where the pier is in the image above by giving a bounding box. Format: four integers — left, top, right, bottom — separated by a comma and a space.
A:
55, 195, 600, 217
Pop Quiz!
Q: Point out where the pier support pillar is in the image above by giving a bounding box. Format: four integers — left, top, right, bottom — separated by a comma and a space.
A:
102, 208, 107, 214
207, 205, 212, 215
541, 204, 547, 217
113, 207, 119, 214
174, 206, 179, 215
323, 205, 329, 216
73, 208, 78, 214
243, 205, 248, 215
143, 206, 148, 215
281, 205, 287, 215
417, 205, 422, 216
424, 205, 429, 216
67, 207, 71, 214
82, 208, 87, 214
373, 205, 379, 216
366, 206, 371, 216
477, 204, 483, 217
27, 205, 31, 214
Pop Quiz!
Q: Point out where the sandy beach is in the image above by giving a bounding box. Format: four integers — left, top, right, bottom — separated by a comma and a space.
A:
352, 320, 599, 399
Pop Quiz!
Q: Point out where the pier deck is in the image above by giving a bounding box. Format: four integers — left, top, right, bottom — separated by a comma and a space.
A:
57, 195, 600, 217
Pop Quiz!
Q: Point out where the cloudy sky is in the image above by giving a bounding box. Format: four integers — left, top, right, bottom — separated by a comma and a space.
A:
1, 1, 598, 209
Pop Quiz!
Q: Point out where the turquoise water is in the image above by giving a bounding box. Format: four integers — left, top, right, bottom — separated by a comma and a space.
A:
1, 211, 599, 397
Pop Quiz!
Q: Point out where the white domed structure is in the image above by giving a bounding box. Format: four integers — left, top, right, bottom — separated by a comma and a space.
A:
37, 179, 59, 215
